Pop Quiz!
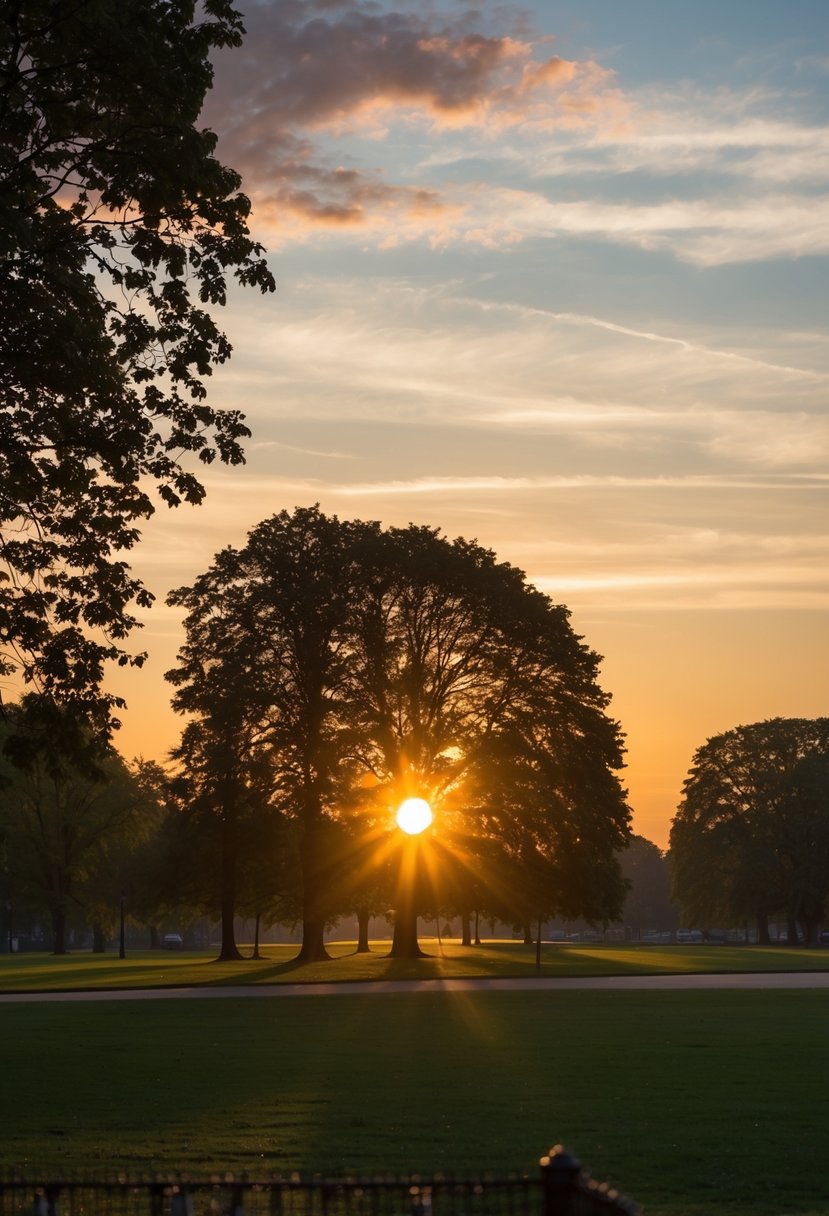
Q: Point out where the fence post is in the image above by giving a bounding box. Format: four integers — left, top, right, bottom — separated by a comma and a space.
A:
540, 1145, 581, 1216
170, 1188, 192, 1216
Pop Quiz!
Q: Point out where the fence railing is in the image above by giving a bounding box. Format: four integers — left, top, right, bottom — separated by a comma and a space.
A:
0, 1149, 638, 1216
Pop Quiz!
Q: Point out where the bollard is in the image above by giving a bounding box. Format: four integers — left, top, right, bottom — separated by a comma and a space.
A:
170, 1189, 193, 1216
539, 1146, 581, 1216
230, 1183, 245, 1216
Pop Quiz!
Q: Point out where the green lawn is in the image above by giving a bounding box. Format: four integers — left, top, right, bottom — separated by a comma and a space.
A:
2, 988, 828, 1216
1, 939, 828, 990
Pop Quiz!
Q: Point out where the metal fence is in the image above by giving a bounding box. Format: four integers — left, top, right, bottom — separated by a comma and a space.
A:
0, 1150, 638, 1216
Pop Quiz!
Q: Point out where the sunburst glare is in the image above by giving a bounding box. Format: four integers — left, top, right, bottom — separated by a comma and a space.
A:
396, 797, 433, 835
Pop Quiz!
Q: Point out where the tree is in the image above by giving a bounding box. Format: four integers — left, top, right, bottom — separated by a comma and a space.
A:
0, 695, 151, 952
779, 752, 829, 945
167, 507, 630, 961
167, 511, 374, 961
79, 757, 167, 952
670, 718, 829, 942
166, 553, 278, 960
620, 836, 676, 938
0, 0, 274, 718
348, 524, 630, 956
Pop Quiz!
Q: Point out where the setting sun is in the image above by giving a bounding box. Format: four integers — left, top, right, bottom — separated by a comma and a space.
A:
396, 797, 433, 835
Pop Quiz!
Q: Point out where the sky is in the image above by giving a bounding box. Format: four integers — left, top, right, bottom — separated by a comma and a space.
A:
112, 0, 829, 848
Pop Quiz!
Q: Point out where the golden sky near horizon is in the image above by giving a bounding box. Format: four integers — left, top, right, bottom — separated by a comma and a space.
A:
108, 0, 829, 850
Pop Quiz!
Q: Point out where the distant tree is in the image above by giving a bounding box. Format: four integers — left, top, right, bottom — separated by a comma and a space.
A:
670, 718, 829, 943
166, 562, 276, 959
778, 752, 829, 945
118, 760, 180, 945
620, 836, 676, 937
0, 0, 274, 718
0, 696, 149, 952
79, 757, 167, 951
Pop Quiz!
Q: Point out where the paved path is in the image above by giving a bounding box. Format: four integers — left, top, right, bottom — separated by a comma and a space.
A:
1, 971, 829, 1002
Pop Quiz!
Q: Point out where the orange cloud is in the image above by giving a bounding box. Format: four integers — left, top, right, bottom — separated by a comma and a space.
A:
205, 1, 624, 240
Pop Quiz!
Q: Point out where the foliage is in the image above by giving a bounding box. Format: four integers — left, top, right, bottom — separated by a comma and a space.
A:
0, 0, 274, 718
670, 717, 829, 941
0, 694, 156, 951
620, 835, 676, 934
166, 506, 630, 959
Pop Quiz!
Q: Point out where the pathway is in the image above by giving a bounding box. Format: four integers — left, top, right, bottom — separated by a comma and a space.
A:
2, 970, 829, 1002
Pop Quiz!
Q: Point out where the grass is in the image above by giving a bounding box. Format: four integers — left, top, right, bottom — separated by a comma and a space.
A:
2, 987, 829, 1216
1, 939, 828, 991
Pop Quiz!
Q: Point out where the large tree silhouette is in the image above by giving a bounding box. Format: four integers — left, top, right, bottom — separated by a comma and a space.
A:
0, 0, 274, 718
167, 507, 630, 961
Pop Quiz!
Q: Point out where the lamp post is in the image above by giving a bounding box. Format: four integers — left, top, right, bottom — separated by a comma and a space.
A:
389, 798, 432, 959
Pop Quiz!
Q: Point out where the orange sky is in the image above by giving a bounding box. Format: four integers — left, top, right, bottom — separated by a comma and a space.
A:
108, 0, 829, 850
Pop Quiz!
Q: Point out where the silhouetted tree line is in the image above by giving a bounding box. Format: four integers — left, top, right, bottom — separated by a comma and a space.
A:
670, 718, 829, 945
4, 666, 827, 956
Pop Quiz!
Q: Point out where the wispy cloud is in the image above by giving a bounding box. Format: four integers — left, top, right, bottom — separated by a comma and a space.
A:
439, 188, 829, 265
460, 298, 829, 379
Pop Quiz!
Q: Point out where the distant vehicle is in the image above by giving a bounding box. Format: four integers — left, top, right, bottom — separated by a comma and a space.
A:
163, 933, 184, 949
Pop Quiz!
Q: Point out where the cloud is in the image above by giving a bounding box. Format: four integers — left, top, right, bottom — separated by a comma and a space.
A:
222, 275, 828, 427
432, 187, 829, 265
295, 472, 829, 497
204, 6, 829, 264
205, 0, 624, 240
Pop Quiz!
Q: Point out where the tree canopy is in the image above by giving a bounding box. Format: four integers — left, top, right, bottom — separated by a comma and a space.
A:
669, 717, 829, 944
0, 694, 156, 952
0, 0, 274, 720
166, 506, 631, 960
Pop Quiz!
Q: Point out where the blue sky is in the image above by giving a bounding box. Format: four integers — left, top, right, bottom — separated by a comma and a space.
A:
118, 0, 829, 845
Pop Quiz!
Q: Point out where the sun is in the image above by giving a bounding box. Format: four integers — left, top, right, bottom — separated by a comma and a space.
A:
396, 797, 433, 835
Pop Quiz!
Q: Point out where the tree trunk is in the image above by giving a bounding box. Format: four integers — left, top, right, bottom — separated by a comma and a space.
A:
52, 908, 66, 956
802, 917, 820, 948
523, 922, 533, 945
251, 912, 262, 960
474, 910, 481, 946
149, 924, 161, 949
389, 905, 426, 959
786, 913, 800, 946
461, 911, 472, 947
92, 924, 107, 953
356, 910, 371, 953
388, 839, 427, 960
296, 825, 332, 962
217, 810, 243, 961
756, 912, 771, 946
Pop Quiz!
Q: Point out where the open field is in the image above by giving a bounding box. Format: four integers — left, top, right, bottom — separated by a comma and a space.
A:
2, 987, 829, 1216
1, 940, 828, 991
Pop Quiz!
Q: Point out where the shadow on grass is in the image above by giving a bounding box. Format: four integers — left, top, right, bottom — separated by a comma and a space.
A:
3, 941, 828, 993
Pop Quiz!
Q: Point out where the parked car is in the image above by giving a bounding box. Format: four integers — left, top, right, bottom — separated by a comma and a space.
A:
163, 933, 184, 949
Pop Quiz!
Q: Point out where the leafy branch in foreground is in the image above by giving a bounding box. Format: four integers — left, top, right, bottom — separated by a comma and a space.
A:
0, 0, 275, 721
